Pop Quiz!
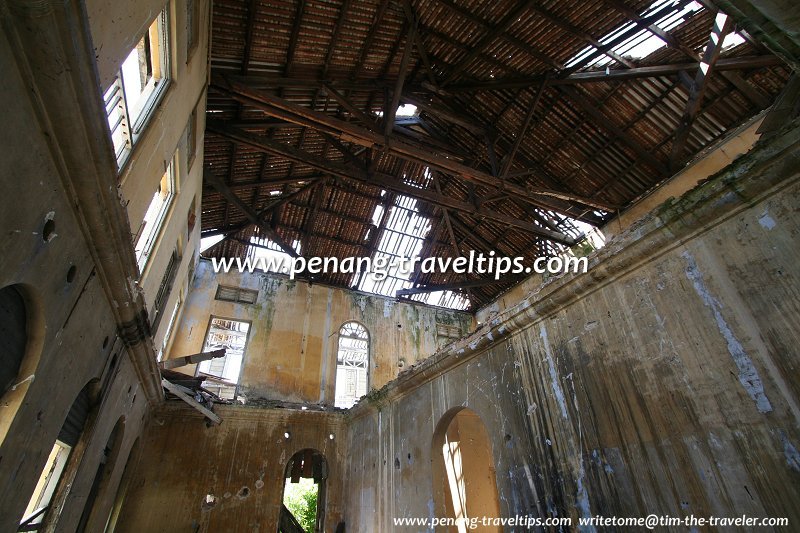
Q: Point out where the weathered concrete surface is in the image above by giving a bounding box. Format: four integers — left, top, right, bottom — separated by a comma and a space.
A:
0, 1, 160, 529
0, 0, 208, 529
117, 124, 800, 532
343, 122, 800, 529
167, 263, 473, 403
115, 404, 348, 531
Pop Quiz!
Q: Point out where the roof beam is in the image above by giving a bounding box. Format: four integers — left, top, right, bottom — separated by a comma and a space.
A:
285, 0, 307, 75
433, 0, 563, 70
557, 85, 669, 176
161, 379, 222, 425
528, 5, 636, 68
160, 349, 227, 370
396, 277, 518, 296
499, 79, 548, 180
445, 56, 784, 91
442, 0, 537, 85
353, 0, 391, 77
669, 12, 734, 167
399, 93, 490, 136
401, 0, 438, 87
204, 166, 300, 257
241, 0, 259, 75
203, 174, 323, 193
207, 121, 578, 245
212, 75, 616, 213
385, 22, 417, 139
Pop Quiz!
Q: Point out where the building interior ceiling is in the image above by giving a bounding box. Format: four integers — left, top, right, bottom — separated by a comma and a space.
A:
200, 0, 792, 310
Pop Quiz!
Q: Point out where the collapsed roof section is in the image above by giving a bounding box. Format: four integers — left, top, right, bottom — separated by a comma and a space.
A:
201, 0, 791, 310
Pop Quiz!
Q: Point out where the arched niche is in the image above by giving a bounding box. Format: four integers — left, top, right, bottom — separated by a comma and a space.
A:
431, 407, 502, 532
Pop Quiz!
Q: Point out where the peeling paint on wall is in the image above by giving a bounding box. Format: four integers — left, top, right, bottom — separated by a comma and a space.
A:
758, 210, 776, 230
540, 323, 569, 420
682, 251, 773, 414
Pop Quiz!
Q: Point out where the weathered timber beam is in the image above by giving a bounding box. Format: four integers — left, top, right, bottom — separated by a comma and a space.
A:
211, 76, 615, 212
204, 166, 300, 257
206, 121, 578, 245
160, 349, 227, 370
445, 56, 785, 92
669, 12, 734, 166
396, 277, 518, 296
500, 79, 548, 179
442, 0, 538, 85
202, 174, 322, 193
385, 22, 417, 139
161, 379, 222, 425
558, 85, 669, 176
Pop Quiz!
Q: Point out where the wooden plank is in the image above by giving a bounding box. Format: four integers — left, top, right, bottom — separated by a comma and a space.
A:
159, 348, 226, 370
162, 379, 222, 425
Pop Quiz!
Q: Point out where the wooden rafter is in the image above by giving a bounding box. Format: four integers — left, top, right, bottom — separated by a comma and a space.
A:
204, 167, 300, 257
669, 12, 734, 167
207, 121, 579, 245
211, 76, 616, 213
384, 21, 417, 139
499, 79, 548, 180
444, 56, 784, 92
442, 0, 538, 86
397, 277, 518, 296
558, 85, 669, 176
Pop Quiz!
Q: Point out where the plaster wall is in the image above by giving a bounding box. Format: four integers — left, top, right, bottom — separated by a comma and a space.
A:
166, 262, 473, 403
0, 5, 151, 530
115, 405, 348, 531
114, 124, 800, 532
343, 123, 800, 529
85, 0, 211, 349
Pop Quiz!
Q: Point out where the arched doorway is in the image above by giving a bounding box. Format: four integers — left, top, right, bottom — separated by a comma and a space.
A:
431, 408, 501, 532
278, 449, 328, 532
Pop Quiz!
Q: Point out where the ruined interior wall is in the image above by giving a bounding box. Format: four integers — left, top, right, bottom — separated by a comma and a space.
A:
166, 262, 473, 403
115, 404, 348, 531
0, 5, 150, 530
343, 124, 800, 530
86, 0, 211, 351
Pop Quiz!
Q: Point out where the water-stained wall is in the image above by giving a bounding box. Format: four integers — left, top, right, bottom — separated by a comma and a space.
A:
115, 404, 348, 531
342, 123, 800, 529
117, 124, 800, 531
166, 263, 474, 404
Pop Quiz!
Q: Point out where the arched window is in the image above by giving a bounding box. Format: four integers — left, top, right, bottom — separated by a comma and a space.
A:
0, 284, 44, 447
19, 380, 99, 530
334, 322, 369, 409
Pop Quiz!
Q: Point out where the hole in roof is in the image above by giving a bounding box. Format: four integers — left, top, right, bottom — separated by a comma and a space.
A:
200, 234, 224, 253
374, 104, 418, 118
355, 178, 471, 311
565, 0, 708, 69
